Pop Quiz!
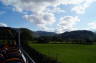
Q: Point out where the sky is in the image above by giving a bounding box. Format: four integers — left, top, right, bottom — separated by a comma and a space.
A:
0, 0, 96, 33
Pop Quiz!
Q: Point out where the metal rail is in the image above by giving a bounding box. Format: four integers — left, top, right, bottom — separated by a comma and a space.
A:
18, 29, 36, 63
0, 27, 36, 63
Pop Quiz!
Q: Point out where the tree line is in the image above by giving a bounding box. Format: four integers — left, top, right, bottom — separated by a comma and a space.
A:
20, 28, 96, 44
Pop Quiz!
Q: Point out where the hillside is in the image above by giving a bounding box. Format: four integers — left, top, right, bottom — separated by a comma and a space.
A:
36, 31, 57, 36
19, 28, 96, 44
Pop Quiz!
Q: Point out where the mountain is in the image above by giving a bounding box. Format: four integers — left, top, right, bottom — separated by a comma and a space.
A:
58, 30, 95, 44
60, 30, 95, 39
0, 27, 95, 44
36, 31, 57, 36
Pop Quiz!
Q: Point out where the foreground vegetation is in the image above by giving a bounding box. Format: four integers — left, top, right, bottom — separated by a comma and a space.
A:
29, 43, 96, 63
20, 28, 96, 63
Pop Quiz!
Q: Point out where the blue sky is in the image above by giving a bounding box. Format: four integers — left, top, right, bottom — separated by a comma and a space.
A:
0, 0, 96, 33
0, 2, 39, 31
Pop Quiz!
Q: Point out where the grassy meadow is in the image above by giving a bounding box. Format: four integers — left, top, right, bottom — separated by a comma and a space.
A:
29, 43, 96, 63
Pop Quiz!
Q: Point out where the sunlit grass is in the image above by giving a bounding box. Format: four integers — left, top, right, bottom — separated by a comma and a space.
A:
29, 43, 96, 63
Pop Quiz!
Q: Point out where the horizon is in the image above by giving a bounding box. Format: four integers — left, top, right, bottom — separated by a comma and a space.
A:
0, 0, 96, 33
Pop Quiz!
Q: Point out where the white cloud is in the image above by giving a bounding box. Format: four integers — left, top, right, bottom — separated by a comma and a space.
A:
0, 23, 7, 27
87, 22, 96, 30
1, 0, 57, 31
1, 0, 88, 14
58, 0, 84, 5
1, 0, 58, 13
56, 16, 80, 33
23, 13, 56, 31
46, 7, 65, 14
72, 0, 96, 14
1, 0, 96, 32
1, 0, 94, 14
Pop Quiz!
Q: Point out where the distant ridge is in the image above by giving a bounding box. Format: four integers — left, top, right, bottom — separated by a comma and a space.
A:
36, 31, 57, 36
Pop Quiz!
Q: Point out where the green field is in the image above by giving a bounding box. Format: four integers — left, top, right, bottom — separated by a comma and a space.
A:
29, 43, 96, 63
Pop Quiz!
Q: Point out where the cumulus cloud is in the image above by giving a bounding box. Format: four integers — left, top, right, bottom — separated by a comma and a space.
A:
72, 0, 96, 14
1, 0, 95, 33
59, 0, 84, 5
46, 6, 65, 14
1, 0, 58, 13
23, 13, 56, 31
0, 23, 7, 27
56, 16, 80, 33
1, 0, 57, 31
1, 0, 88, 14
87, 22, 96, 30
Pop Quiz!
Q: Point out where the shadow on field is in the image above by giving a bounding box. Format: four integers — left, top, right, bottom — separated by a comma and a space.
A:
22, 42, 60, 63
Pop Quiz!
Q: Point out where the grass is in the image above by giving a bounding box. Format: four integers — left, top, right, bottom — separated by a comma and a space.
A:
29, 43, 96, 63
